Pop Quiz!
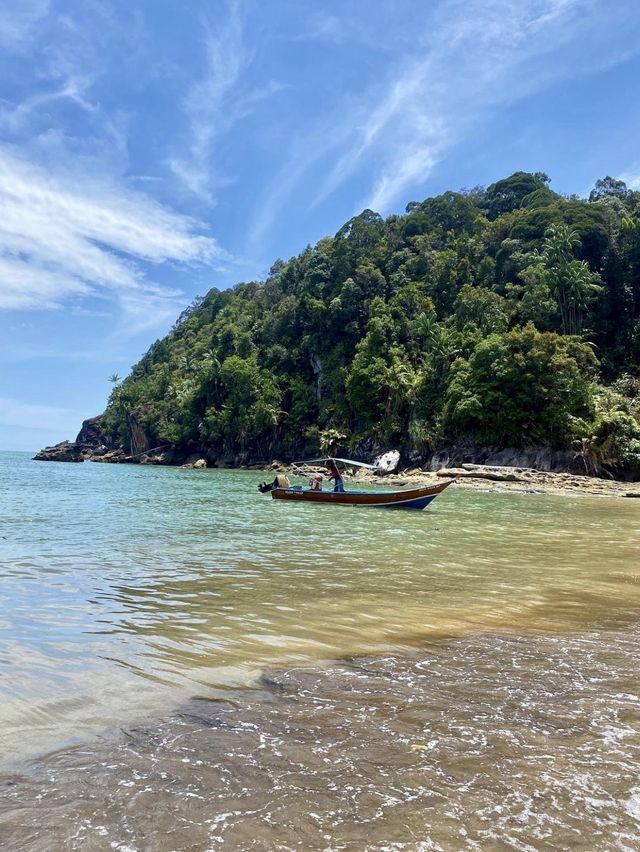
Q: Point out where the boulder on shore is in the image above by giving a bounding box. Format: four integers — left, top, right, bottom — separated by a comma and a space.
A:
91, 449, 129, 463
181, 458, 207, 469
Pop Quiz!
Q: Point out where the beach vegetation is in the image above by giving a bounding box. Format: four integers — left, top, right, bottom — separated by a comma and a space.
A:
101, 172, 640, 472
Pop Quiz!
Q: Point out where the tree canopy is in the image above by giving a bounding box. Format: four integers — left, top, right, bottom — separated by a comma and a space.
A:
102, 171, 640, 476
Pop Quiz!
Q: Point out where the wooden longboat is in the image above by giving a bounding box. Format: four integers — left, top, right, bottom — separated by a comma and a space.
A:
271, 478, 454, 510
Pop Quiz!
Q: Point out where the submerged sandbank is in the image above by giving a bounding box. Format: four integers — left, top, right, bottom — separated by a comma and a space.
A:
2, 626, 640, 850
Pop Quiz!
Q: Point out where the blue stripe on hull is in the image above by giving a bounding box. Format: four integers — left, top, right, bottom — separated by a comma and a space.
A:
383, 495, 436, 510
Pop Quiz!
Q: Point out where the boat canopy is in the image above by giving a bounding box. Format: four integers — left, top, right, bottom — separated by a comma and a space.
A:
292, 457, 377, 469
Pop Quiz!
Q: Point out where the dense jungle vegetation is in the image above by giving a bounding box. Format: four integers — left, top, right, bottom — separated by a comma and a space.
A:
103, 172, 640, 475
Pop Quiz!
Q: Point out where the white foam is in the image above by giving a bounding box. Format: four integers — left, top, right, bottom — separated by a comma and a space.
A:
625, 788, 640, 823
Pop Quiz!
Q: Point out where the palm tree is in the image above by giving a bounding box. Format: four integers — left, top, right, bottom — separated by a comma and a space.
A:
565, 260, 602, 335
542, 224, 580, 266
542, 225, 600, 335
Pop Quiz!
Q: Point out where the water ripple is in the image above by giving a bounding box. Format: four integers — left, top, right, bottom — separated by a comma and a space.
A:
1, 451, 639, 768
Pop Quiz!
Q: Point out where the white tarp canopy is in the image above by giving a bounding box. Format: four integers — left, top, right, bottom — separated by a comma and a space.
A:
292, 452, 400, 472
292, 457, 377, 469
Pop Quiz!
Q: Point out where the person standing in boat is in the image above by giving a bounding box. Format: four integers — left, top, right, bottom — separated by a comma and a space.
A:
326, 460, 345, 493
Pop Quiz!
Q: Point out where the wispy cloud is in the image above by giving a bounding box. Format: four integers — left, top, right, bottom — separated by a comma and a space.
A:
619, 167, 640, 190
251, 0, 640, 247
0, 4, 133, 178
168, 2, 285, 201
1, 342, 128, 363
169, 4, 242, 199
247, 145, 328, 255
0, 396, 79, 433
0, 146, 221, 320
168, 4, 245, 199
292, 14, 345, 44
0, 0, 50, 51
320, 0, 591, 213
0, 76, 97, 138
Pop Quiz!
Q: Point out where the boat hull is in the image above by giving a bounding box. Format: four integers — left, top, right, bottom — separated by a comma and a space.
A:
270, 479, 454, 510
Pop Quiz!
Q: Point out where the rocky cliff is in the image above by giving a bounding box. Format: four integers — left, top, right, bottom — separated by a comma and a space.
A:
33, 415, 119, 463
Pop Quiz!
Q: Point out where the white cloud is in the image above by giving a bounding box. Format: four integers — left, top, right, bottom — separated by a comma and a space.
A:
367, 147, 440, 215
252, 0, 640, 244
168, 4, 247, 199
0, 77, 96, 137
619, 168, 640, 191
0, 396, 79, 433
0, 146, 221, 317
1, 342, 127, 363
0, 0, 50, 51
322, 0, 591, 213
294, 14, 345, 43
248, 148, 324, 254
168, 3, 285, 200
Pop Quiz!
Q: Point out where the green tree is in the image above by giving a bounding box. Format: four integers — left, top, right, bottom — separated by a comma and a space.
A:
97, 169, 638, 472
484, 172, 550, 219
539, 224, 602, 335
589, 176, 628, 203
443, 325, 597, 446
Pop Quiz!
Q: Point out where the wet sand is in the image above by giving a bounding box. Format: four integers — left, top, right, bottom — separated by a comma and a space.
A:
2, 626, 640, 851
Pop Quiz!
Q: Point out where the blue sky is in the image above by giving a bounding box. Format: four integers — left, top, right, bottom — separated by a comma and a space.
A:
2, 0, 640, 451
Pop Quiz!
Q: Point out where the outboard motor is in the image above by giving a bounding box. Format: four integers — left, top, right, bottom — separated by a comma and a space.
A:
258, 473, 290, 493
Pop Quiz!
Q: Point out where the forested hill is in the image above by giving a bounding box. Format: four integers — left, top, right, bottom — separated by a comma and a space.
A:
102, 171, 640, 477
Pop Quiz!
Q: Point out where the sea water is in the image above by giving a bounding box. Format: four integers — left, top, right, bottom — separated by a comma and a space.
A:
1, 451, 639, 848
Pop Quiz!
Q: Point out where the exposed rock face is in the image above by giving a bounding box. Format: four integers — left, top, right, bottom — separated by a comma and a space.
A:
34, 415, 113, 463
34, 411, 161, 465
436, 466, 522, 482
420, 442, 582, 475
90, 449, 128, 463
75, 415, 111, 448
33, 441, 84, 462
126, 412, 152, 458
34, 417, 636, 481
309, 352, 323, 402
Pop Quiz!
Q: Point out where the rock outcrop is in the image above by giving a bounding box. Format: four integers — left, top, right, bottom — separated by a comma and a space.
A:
34, 415, 114, 463
421, 443, 580, 475
75, 415, 111, 449
90, 449, 129, 463
33, 441, 85, 463
436, 465, 523, 482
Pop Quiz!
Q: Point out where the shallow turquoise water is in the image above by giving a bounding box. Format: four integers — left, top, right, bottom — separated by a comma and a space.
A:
1, 450, 639, 766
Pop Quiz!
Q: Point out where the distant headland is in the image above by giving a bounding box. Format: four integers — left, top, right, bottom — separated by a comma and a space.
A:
36, 172, 640, 483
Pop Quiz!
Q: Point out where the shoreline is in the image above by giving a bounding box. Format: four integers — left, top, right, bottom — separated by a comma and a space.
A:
3, 623, 640, 849
27, 444, 640, 498
266, 461, 640, 500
